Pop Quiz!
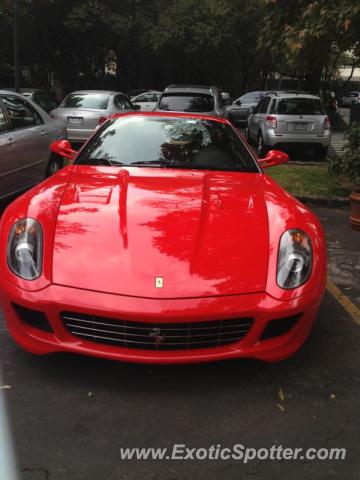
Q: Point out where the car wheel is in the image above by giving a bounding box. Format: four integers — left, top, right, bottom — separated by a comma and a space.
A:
313, 146, 328, 161
46, 154, 63, 177
257, 133, 268, 158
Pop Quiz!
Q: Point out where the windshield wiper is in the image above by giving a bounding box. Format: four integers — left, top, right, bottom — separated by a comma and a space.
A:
79, 157, 118, 167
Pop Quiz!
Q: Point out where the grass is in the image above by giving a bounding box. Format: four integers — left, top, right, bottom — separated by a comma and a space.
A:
267, 164, 351, 197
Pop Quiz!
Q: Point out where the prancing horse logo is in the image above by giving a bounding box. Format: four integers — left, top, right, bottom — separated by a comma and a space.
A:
155, 276, 164, 288
149, 328, 165, 345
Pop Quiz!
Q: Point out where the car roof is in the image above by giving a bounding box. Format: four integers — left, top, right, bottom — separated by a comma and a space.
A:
109, 111, 229, 123
134, 90, 161, 96
163, 85, 218, 94
66, 90, 122, 96
0, 89, 31, 96
267, 92, 321, 100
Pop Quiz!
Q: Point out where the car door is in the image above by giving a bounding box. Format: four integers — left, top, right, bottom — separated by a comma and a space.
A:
1, 95, 50, 192
0, 100, 19, 199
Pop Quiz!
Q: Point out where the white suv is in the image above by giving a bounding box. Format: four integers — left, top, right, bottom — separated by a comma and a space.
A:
245, 93, 331, 159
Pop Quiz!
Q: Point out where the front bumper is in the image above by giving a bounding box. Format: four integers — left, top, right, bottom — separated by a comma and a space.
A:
1, 284, 322, 363
264, 130, 331, 148
0, 282, 324, 364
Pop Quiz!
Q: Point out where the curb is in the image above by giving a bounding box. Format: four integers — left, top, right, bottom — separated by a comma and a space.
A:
295, 194, 349, 208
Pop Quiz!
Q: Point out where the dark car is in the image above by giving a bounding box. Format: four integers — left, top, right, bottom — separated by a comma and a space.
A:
156, 85, 226, 117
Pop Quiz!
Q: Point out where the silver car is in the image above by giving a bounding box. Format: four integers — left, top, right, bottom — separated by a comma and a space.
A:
246, 93, 331, 159
50, 90, 139, 143
0, 90, 67, 201
131, 91, 161, 111
226, 91, 267, 125
339, 91, 360, 107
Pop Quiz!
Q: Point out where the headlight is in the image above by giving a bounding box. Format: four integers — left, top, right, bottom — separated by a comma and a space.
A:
277, 229, 312, 289
7, 219, 43, 280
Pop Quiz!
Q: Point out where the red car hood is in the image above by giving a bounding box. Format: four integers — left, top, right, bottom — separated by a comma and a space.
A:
52, 166, 269, 298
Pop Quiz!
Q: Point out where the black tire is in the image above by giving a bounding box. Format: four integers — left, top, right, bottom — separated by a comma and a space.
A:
257, 133, 268, 158
46, 154, 63, 177
313, 145, 328, 161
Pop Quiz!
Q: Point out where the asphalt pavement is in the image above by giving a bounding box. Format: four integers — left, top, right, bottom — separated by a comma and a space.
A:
0, 289, 359, 480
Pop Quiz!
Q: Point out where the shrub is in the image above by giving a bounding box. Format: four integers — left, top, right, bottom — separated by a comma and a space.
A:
329, 122, 360, 188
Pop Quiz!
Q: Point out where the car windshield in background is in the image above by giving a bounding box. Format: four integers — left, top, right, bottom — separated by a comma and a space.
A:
276, 98, 325, 115
60, 93, 110, 110
158, 93, 214, 112
76, 116, 259, 172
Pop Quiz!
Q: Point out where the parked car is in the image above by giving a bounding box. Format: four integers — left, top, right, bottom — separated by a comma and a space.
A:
50, 90, 139, 143
131, 91, 161, 111
246, 92, 331, 159
339, 91, 360, 107
0, 90, 67, 201
156, 84, 226, 117
4, 88, 58, 113
0, 111, 326, 364
226, 91, 267, 125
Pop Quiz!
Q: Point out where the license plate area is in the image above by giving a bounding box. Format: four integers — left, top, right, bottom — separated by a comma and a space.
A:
292, 122, 308, 131
68, 117, 83, 125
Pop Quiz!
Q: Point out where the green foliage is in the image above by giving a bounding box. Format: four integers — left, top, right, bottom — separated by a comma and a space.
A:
0, 0, 359, 95
329, 123, 360, 186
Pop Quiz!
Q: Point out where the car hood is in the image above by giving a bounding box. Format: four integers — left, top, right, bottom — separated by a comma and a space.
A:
52, 166, 269, 298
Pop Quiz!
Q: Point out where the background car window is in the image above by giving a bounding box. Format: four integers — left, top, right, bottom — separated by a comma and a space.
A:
256, 97, 271, 114
241, 92, 261, 102
61, 93, 109, 109
114, 95, 126, 110
114, 95, 133, 110
136, 93, 156, 102
2, 96, 42, 130
276, 98, 325, 115
158, 93, 215, 112
0, 105, 8, 132
269, 99, 277, 114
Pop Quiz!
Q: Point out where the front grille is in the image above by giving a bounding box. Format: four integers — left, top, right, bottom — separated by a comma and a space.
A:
61, 312, 254, 351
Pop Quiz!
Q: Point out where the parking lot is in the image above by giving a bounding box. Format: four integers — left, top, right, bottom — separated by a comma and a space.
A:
1, 197, 359, 480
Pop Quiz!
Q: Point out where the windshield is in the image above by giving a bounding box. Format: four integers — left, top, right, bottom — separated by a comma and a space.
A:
75, 116, 259, 172
60, 93, 110, 110
158, 93, 215, 112
276, 98, 325, 115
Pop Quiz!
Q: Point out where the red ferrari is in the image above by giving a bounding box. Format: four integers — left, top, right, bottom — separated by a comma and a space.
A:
0, 112, 326, 364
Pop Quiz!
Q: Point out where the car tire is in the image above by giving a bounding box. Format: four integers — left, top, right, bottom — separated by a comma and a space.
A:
46, 154, 63, 177
313, 145, 328, 161
257, 133, 268, 158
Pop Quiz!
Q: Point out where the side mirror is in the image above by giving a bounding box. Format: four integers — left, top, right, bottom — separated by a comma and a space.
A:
248, 106, 254, 114
133, 104, 141, 110
259, 150, 289, 169
50, 140, 76, 161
